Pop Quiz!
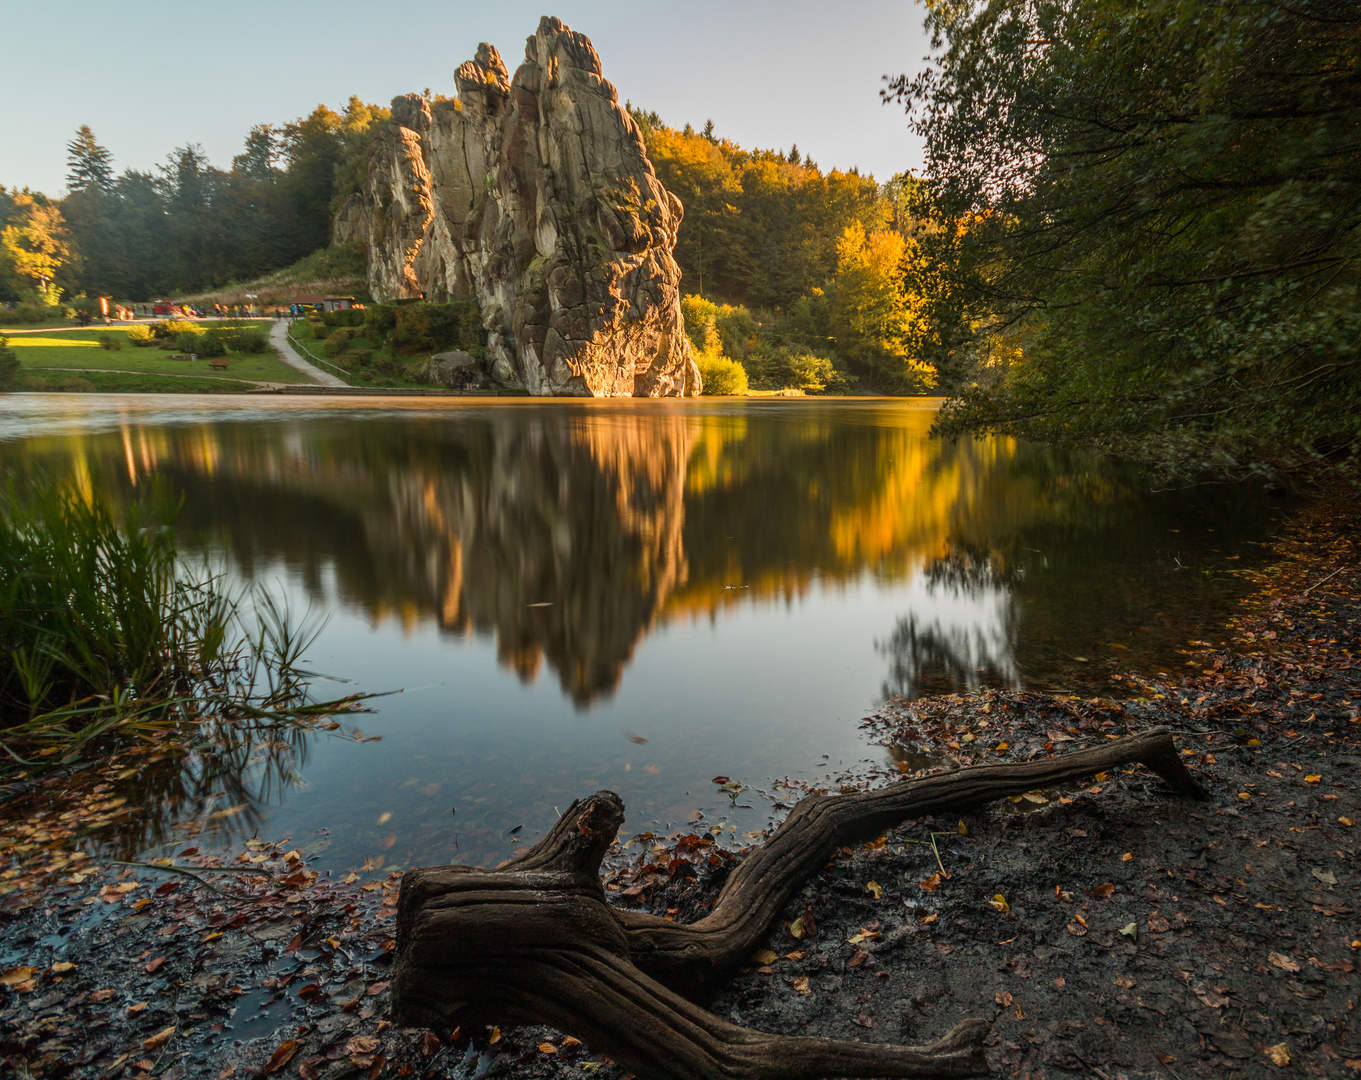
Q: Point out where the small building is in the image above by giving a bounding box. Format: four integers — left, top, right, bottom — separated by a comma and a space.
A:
294, 294, 358, 313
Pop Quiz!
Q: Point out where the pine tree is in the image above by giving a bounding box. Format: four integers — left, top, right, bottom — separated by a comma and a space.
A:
702, 119, 716, 143
65, 126, 114, 193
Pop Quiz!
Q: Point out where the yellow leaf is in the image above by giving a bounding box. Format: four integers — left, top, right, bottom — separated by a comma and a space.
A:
789, 917, 804, 939
1122, 852, 1133, 862
143, 1026, 176, 1051
995, 742, 1009, 751
1265, 1043, 1290, 1067
1304, 775, 1321, 784
1238, 791, 1252, 801
1, 966, 35, 987
561, 1037, 582, 1048
751, 949, 778, 965
866, 880, 882, 899
539, 1042, 557, 1054
989, 894, 1010, 914
1340, 817, 1355, 827
50, 962, 75, 973
377, 811, 393, 825
1094, 771, 1108, 782
847, 932, 866, 945
958, 820, 969, 836
489, 1026, 501, 1045
920, 913, 937, 925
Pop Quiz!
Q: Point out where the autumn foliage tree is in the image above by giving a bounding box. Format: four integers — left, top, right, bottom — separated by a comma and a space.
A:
888, 0, 1361, 472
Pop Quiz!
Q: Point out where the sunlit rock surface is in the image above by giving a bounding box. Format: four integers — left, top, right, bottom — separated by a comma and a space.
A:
336, 17, 700, 397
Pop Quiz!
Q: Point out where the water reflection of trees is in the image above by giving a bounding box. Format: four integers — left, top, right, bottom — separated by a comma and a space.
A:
6, 403, 1275, 711
877, 547, 1021, 700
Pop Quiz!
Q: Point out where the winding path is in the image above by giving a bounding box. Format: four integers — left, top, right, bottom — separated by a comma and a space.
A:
269, 319, 349, 387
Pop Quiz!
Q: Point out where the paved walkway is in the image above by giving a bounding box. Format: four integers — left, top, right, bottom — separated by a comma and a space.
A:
269, 319, 349, 387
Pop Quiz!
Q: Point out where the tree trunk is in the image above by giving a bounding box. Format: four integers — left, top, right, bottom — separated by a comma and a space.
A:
392, 726, 1205, 1079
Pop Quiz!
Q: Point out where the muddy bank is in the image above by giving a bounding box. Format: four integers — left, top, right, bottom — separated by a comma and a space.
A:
2, 494, 1359, 1079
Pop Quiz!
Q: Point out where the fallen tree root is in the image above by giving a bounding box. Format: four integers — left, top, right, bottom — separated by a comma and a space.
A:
393, 726, 1205, 1079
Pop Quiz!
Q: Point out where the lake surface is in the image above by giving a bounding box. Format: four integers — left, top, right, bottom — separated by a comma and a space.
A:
0, 395, 1279, 872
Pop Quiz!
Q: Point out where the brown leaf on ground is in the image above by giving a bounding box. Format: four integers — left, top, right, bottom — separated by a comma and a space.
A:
1268, 952, 1300, 973
264, 1041, 301, 1074
995, 990, 1013, 1007
143, 1026, 175, 1051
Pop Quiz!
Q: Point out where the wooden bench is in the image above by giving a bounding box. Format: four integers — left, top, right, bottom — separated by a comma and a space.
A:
208, 358, 229, 371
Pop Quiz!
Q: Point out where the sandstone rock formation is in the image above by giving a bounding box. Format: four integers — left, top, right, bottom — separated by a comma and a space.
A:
337, 17, 701, 397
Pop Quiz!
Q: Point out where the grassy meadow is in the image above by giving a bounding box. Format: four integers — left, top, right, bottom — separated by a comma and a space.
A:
4, 323, 311, 392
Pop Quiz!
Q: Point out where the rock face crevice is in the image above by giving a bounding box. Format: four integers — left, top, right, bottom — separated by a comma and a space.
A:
337, 17, 701, 397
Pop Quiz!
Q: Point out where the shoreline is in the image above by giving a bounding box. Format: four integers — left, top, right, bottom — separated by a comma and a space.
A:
2, 487, 1358, 1079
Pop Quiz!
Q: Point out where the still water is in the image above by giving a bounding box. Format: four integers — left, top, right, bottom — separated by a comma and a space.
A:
0, 395, 1278, 872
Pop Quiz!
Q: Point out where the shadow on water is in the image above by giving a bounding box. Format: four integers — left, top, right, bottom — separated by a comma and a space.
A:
0, 398, 1286, 865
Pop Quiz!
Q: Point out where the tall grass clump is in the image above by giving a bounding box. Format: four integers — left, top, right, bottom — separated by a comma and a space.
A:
0, 476, 360, 764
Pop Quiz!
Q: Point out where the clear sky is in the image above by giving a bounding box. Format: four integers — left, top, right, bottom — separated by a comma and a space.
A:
0, 0, 931, 195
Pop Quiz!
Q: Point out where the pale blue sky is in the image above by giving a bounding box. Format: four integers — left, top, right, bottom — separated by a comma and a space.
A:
0, 0, 930, 195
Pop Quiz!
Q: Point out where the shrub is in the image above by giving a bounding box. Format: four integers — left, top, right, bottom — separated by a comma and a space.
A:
322, 328, 353, 357
4, 302, 56, 326
57, 376, 95, 392
97, 332, 123, 352
154, 319, 199, 339
195, 332, 226, 358
306, 319, 328, 340
346, 348, 372, 368
0, 338, 19, 391
176, 330, 206, 354
321, 308, 365, 328
230, 328, 268, 354
388, 300, 484, 353
696, 352, 748, 395
363, 304, 397, 345
126, 324, 154, 346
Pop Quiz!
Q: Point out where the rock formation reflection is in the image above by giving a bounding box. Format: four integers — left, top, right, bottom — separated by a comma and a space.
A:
3, 401, 1274, 708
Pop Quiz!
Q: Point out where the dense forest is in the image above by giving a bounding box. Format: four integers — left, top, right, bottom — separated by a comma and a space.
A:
637, 109, 933, 392
893, 0, 1361, 472
0, 98, 390, 310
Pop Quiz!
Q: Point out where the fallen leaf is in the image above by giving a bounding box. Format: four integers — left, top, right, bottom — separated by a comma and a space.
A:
1340, 817, 1355, 827
539, 1043, 557, 1054
847, 949, 869, 968
789, 917, 804, 939
144, 956, 165, 974
919, 873, 942, 893
958, 820, 969, 836
377, 812, 392, 826
1113, 974, 1135, 988
1268, 952, 1301, 973
866, 880, 882, 899
1066, 922, 1088, 937
995, 990, 1013, 1007
1304, 775, 1321, 784
1313, 868, 1338, 885
1194, 984, 1229, 1008
143, 1026, 176, 1051
919, 913, 937, 925
1265, 1043, 1290, 1067
1122, 852, 1133, 862
988, 894, 1010, 914
561, 1037, 582, 1049
489, 1027, 501, 1045
793, 975, 811, 995
50, 961, 75, 973
783, 951, 805, 960
1094, 883, 1116, 900
1, 967, 34, 987
346, 1036, 380, 1055
751, 949, 778, 965
264, 1041, 301, 1074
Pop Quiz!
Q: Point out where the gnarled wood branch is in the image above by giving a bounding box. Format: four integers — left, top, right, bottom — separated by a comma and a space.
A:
392, 726, 1205, 1079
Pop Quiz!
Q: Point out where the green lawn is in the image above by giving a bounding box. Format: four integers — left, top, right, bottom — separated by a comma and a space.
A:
5, 324, 312, 391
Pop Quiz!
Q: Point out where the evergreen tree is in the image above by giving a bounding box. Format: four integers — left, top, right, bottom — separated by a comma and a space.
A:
65, 126, 114, 193
232, 125, 278, 180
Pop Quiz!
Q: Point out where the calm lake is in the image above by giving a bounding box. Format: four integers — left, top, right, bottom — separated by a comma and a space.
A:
0, 395, 1278, 873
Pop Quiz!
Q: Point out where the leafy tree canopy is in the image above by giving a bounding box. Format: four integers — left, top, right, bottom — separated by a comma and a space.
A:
888, 0, 1361, 475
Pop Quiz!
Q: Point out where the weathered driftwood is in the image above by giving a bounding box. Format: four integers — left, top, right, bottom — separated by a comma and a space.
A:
392, 727, 1205, 1079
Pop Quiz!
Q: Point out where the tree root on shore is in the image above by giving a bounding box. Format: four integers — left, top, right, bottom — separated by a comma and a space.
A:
392, 727, 1206, 1079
